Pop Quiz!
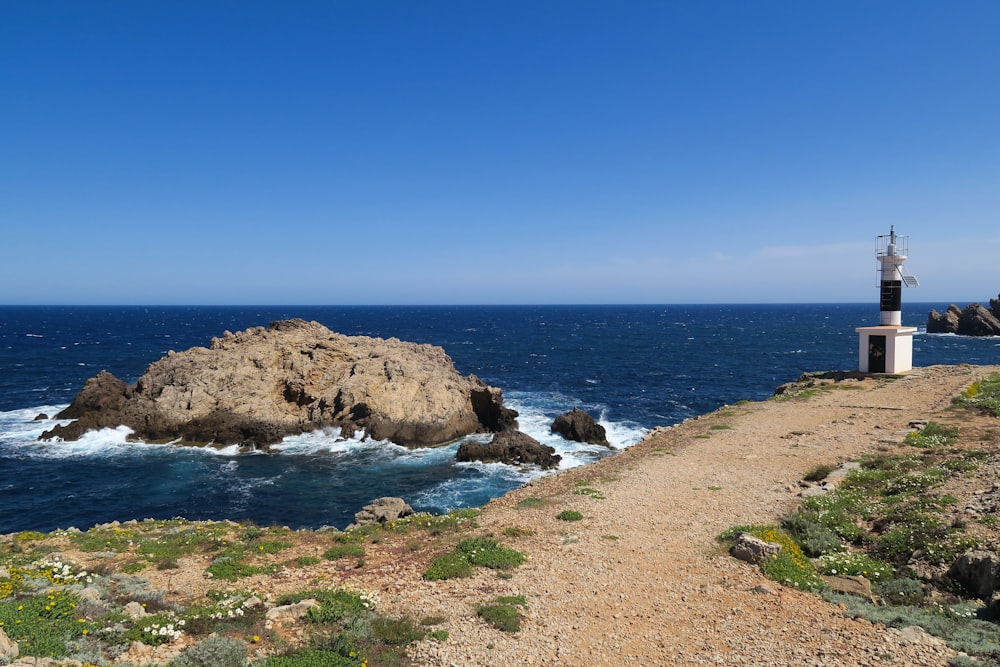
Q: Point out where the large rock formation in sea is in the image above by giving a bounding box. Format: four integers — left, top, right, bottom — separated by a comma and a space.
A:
928, 295, 1000, 336
551, 408, 610, 446
40, 319, 518, 450
456, 430, 562, 469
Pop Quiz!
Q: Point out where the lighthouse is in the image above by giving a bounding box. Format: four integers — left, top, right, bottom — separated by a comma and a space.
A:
855, 226, 919, 373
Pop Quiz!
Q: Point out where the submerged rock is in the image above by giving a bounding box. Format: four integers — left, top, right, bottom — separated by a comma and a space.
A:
41, 319, 517, 449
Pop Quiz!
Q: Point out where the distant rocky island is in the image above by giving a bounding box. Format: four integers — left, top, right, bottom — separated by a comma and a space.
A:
40, 319, 519, 450
927, 293, 1000, 336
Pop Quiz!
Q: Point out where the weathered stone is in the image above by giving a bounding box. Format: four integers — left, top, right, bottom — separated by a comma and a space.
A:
0, 627, 18, 660
40, 319, 518, 449
894, 625, 947, 648
928, 301, 1000, 336
551, 408, 610, 446
948, 550, 1000, 600
821, 574, 875, 602
958, 303, 1000, 336
456, 430, 561, 468
123, 601, 147, 619
927, 305, 961, 334
729, 532, 781, 564
265, 599, 319, 625
351, 497, 414, 528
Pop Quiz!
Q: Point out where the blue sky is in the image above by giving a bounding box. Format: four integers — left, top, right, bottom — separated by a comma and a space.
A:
2, 1, 998, 305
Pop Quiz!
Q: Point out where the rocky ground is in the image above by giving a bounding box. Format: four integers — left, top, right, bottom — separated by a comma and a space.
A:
4, 364, 1000, 666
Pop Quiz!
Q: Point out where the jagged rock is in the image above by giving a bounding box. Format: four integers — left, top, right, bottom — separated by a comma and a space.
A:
948, 550, 1000, 600
927, 300, 1000, 336
351, 497, 414, 528
0, 627, 18, 661
40, 319, 518, 449
456, 430, 562, 468
551, 408, 610, 446
729, 532, 781, 564
927, 305, 962, 334
958, 304, 1000, 336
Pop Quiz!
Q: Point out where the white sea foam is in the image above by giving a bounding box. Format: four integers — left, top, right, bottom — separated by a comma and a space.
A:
271, 427, 402, 456
14, 424, 139, 459
414, 462, 537, 512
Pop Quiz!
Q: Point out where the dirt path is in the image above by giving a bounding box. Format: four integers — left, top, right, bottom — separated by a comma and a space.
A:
380, 364, 998, 666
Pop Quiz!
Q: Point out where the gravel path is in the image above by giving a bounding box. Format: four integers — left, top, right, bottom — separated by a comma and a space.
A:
384, 364, 998, 666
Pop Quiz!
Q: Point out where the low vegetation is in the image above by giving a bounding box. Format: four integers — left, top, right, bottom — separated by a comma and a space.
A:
721, 389, 1000, 666
0, 509, 485, 666
953, 372, 1000, 417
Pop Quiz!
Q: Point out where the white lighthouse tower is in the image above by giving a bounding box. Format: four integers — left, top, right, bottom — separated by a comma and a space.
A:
855, 226, 919, 373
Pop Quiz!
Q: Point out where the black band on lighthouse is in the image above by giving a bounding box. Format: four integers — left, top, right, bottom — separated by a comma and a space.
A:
880, 280, 902, 312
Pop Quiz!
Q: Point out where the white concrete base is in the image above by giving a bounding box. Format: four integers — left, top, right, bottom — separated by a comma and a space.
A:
856, 325, 917, 374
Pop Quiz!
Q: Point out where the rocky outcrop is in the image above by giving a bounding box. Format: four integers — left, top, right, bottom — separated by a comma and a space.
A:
551, 408, 610, 446
350, 497, 414, 528
456, 430, 561, 468
948, 550, 1000, 601
928, 295, 1000, 336
40, 319, 517, 449
926, 305, 962, 334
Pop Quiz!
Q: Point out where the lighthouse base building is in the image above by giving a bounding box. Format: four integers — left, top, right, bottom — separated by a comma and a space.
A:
855, 325, 916, 374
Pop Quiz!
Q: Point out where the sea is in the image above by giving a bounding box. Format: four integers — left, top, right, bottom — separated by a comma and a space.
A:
2, 304, 998, 535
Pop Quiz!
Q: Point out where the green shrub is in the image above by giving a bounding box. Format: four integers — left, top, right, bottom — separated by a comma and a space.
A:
304, 590, 373, 625
904, 421, 959, 448
173, 635, 248, 667
254, 649, 359, 667
476, 595, 526, 633
803, 464, 835, 482
817, 552, 894, 583
720, 525, 823, 591
295, 556, 322, 567
371, 615, 425, 645
422, 552, 473, 581
556, 510, 583, 521
781, 511, 844, 557
205, 555, 275, 581
323, 544, 366, 560
456, 538, 526, 570
823, 592, 1000, 661
953, 372, 1000, 416
516, 497, 544, 509
874, 577, 926, 605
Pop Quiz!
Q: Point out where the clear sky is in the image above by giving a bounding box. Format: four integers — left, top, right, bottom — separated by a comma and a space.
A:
2, 1, 998, 305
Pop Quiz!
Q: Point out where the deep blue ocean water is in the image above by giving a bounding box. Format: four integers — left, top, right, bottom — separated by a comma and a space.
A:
2, 304, 998, 534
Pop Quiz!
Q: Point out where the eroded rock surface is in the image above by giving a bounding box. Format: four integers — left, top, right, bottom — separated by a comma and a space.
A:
551, 408, 610, 446
928, 296, 1000, 336
456, 430, 561, 468
40, 319, 517, 449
